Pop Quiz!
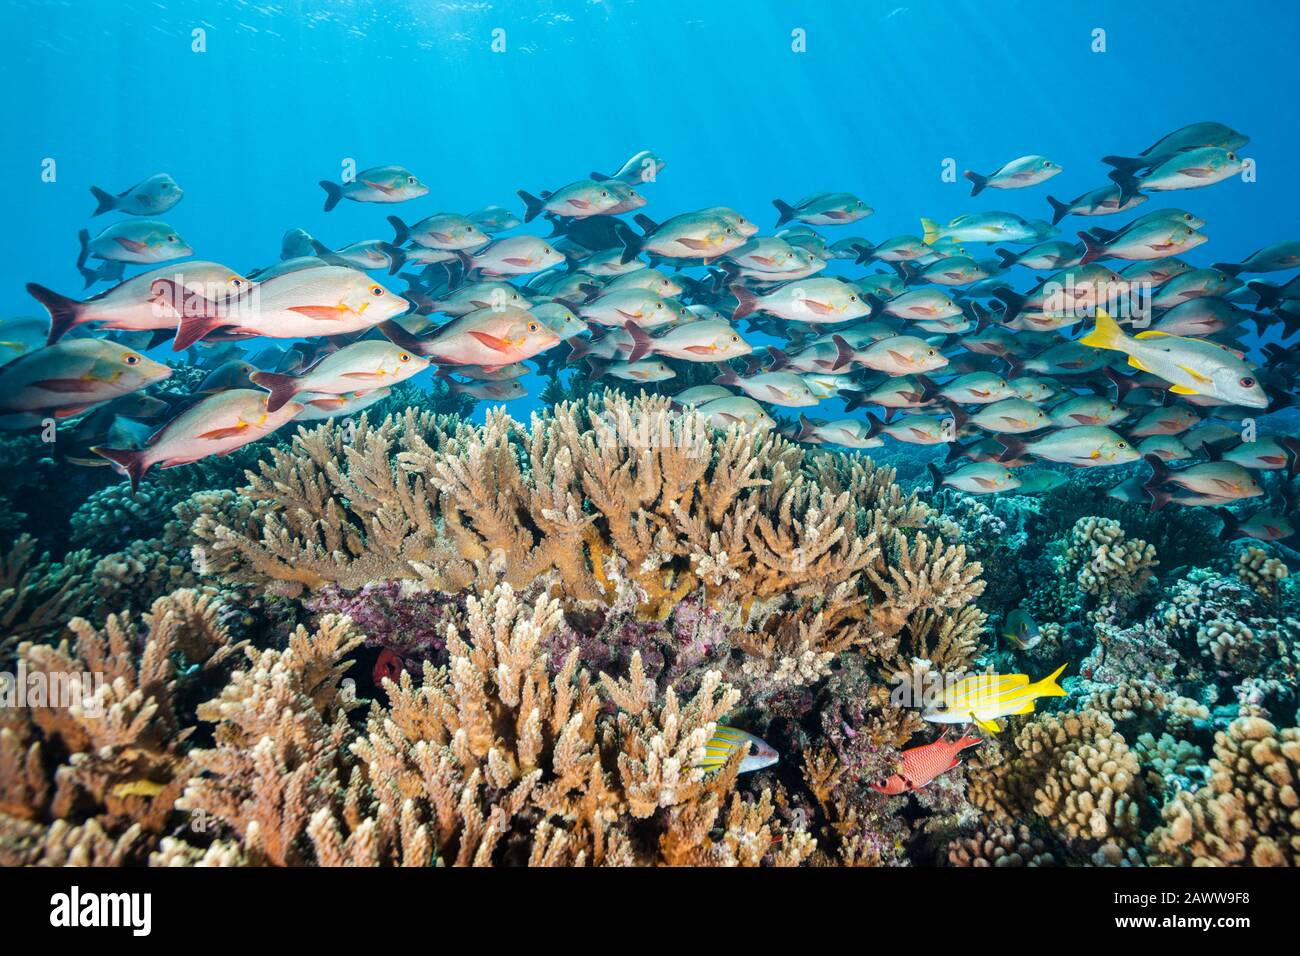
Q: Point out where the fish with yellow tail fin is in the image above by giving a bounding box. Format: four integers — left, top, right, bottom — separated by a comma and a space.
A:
1078, 308, 1269, 408
921, 664, 1069, 733
698, 725, 778, 774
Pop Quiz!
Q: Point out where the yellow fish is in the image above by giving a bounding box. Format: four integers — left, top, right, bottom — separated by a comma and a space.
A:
922, 663, 1068, 733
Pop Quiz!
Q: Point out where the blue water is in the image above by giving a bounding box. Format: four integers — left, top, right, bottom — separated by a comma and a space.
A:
5, 0, 1297, 422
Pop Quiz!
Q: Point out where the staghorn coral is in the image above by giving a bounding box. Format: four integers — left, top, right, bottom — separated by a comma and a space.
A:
194, 391, 986, 686
1148, 716, 1300, 866
0, 589, 244, 864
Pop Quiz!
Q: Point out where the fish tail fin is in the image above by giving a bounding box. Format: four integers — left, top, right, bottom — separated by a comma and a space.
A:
168, 289, 227, 351
964, 170, 988, 197
1107, 169, 1143, 205
27, 283, 85, 344
616, 221, 643, 265
1142, 452, 1173, 511
91, 446, 149, 492
863, 411, 884, 439
772, 199, 796, 227
1216, 507, 1240, 541
766, 347, 789, 372
75, 229, 97, 289
994, 247, 1020, 270
380, 243, 406, 275
89, 185, 117, 217
1211, 261, 1244, 277
796, 414, 819, 443
996, 435, 1027, 463
566, 336, 592, 364
841, 389, 866, 413
1034, 663, 1069, 697
1248, 280, 1282, 311
851, 242, 875, 265
589, 170, 609, 182
712, 365, 740, 387
1078, 307, 1128, 352
1102, 154, 1147, 173
377, 319, 427, 353
830, 334, 856, 372
319, 180, 344, 212
992, 287, 1025, 321
1077, 230, 1107, 266
387, 215, 410, 246
927, 462, 944, 493
945, 403, 970, 433
920, 217, 942, 246
1045, 195, 1071, 226
729, 283, 759, 321
517, 190, 545, 223
623, 320, 653, 362
249, 370, 301, 413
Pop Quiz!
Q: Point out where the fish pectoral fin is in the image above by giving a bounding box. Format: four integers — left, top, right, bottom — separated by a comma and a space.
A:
970, 714, 1003, 733
196, 423, 249, 440
1168, 383, 1199, 395
467, 331, 511, 352
288, 305, 347, 320
1126, 355, 1151, 373
1176, 364, 1213, 385
32, 377, 101, 393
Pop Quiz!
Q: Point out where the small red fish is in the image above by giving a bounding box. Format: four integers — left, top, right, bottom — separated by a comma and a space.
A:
870, 734, 982, 795
373, 648, 404, 687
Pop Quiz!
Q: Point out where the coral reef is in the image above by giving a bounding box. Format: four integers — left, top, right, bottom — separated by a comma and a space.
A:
2, 390, 1297, 868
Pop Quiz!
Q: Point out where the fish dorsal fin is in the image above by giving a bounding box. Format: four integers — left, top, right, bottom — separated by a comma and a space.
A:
1133, 330, 1174, 340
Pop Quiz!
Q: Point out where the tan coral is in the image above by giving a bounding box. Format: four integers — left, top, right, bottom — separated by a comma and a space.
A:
1148, 716, 1300, 866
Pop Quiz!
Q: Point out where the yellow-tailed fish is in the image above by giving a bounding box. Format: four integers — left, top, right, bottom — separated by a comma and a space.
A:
922, 663, 1068, 733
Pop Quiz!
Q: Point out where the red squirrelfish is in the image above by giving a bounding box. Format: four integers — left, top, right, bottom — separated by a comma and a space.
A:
870, 734, 982, 795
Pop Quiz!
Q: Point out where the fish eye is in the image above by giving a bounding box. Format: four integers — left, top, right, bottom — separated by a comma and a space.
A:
399, 352, 411, 362
1228, 153, 1236, 160
1240, 376, 1255, 388
731, 335, 739, 342
1117, 441, 1127, 448
407, 176, 417, 183
370, 285, 385, 296
935, 702, 948, 712
927, 349, 935, 356
124, 353, 140, 365
849, 295, 858, 301
167, 235, 177, 242
528, 321, 539, 332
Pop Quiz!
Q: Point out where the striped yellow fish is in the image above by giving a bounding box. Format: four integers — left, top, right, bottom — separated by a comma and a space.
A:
921, 663, 1068, 733
698, 725, 779, 774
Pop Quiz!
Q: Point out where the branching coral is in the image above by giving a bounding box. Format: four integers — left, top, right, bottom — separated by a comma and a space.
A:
195, 392, 985, 679
0, 535, 94, 658
0, 589, 244, 865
